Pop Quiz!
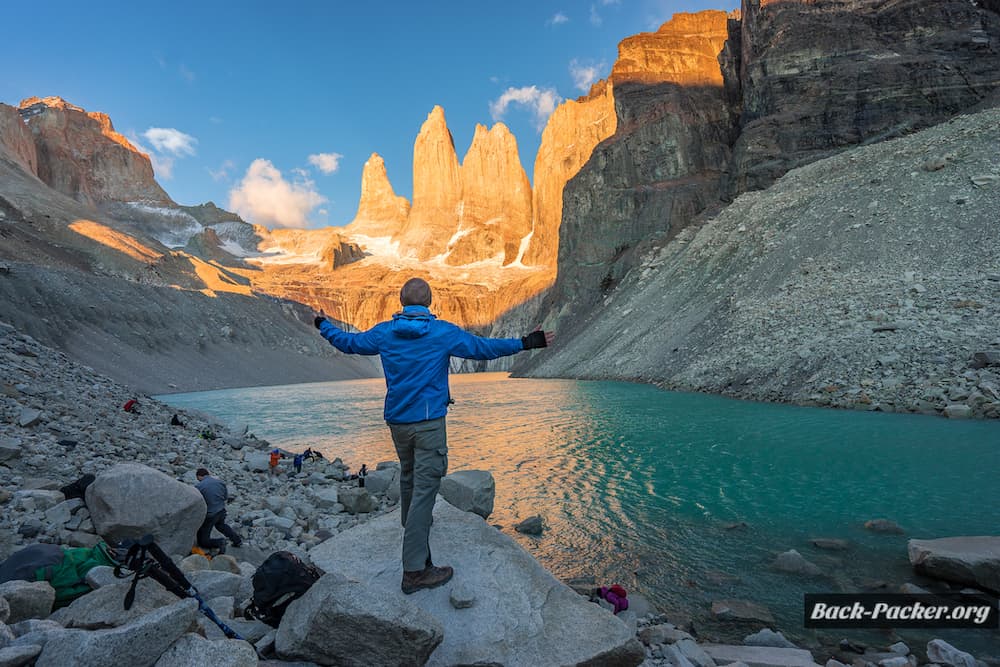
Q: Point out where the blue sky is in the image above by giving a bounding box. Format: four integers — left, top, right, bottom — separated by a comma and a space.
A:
4, 0, 738, 229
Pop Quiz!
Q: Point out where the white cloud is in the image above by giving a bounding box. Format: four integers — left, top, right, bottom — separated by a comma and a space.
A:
228, 158, 327, 228
128, 133, 175, 180
548, 12, 569, 26
601, 0, 620, 4
209, 159, 235, 182
143, 128, 198, 157
308, 152, 343, 174
570, 59, 605, 91
178, 64, 196, 82
590, 4, 603, 26
489, 86, 563, 130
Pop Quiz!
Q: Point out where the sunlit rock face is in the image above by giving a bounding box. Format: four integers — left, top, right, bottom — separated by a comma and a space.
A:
394, 106, 462, 260
18, 96, 172, 206
523, 80, 616, 269
454, 123, 532, 266
345, 153, 410, 238
0, 103, 38, 175
543, 10, 734, 325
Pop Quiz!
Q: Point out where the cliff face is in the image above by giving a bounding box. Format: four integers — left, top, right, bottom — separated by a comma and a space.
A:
542, 11, 734, 325
19, 97, 172, 206
524, 0, 1000, 347
346, 153, 410, 238
727, 0, 1000, 197
0, 103, 37, 175
523, 81, 617, 268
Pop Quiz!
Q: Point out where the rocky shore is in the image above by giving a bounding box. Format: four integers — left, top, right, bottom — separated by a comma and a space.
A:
519, 109, 1000, 422
1, 320, 997, 666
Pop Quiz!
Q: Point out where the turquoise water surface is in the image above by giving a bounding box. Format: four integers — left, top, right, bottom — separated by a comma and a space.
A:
161, 373, 1000, 652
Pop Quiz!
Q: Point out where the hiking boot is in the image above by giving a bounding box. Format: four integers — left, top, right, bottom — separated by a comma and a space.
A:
401, 565, 453, 594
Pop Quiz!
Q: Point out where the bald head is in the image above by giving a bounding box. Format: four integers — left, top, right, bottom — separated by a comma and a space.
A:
400, 278, 432, 307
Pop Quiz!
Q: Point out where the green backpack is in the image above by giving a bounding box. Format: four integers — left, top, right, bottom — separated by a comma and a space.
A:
36, 542, 120, 607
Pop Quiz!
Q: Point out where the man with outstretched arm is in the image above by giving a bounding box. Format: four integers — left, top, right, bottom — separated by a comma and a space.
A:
314, 277, 553, 594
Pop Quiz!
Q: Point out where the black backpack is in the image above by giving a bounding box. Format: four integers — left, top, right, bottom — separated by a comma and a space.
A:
244, 551, 324, 627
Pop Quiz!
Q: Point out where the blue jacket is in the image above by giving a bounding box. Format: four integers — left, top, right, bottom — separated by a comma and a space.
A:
319, 305, 524, 424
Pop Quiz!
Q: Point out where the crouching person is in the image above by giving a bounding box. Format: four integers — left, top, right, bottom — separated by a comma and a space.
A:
195, 467, 243, 554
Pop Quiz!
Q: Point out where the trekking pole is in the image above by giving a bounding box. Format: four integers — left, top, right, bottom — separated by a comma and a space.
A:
115, 535, 249, 644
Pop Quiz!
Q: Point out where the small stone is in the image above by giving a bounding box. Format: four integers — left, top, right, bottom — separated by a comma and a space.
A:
449, 583, 476, 609
943, 405, 972, 419
514, 515, 544, 535
864, 519, 904, 534
16, 410, 42, 429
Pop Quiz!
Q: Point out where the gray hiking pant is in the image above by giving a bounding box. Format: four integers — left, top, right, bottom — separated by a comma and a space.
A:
388, 417, 448, 572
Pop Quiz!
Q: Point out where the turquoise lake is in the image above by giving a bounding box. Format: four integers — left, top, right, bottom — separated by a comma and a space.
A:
161, 373, 1000, 652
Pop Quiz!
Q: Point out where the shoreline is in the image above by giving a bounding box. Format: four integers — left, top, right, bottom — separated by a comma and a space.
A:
2, 321, 997, 664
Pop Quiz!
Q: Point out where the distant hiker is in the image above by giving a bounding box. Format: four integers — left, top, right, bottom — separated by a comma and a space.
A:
303, 447, 324, 461
314, 277, 553, 594
268, 449, 284, 476
170, 414, 184, 427
358, 463, 368, 488
195, 467, 243, 553
122, 399, 140, 414
293, 452, 304, 474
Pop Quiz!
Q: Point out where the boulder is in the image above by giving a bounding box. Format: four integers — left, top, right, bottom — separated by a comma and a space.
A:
85, 463, 206, 557
701, 644, 822, 667
307, 499, 644, 667
12, 490, 64, 513
744, 629, 797, 649
0, 439, 21, 463
49, 579, 177, 630
35, 598, 198, 667
308, 487, 339, 510
338, 487, 375, 515
0, 598, 7, 624
16, 410, 41, 428
907, 536, 1000, 592
187, 571, 243, 600
711, 600, 776, 626
439, 470, 495, 519
84, 566, 118, 590
363, 467, 399, 497
153, 632, 258, 667
772, 550, 822, 576
864, 519, 904, 534
244, 453, 271, 473
0, 644, 42, 667
515, 515, 544, 535
0, 582, 54, 624
276, 572, 442, 666
925, 639, 977, 667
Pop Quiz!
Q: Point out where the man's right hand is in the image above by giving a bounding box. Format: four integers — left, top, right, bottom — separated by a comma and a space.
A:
521, 329, 554, 350
314, 309, 328, 329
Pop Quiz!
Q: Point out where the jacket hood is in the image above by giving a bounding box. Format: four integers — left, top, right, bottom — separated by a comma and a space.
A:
391, 305, 435, 339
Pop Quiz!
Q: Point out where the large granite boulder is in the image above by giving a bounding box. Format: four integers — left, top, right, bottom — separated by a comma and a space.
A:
85, 463, 206, 557
0, 582, 55, 624
49, 579, 178, 629
276, 572, 442, 666
702, 644, 821, 667
439, 470, 495, 519
307, 498, 644, 666
153, 633, 258, 667
908, 536, 1000, 593
36, 598, 198, 667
